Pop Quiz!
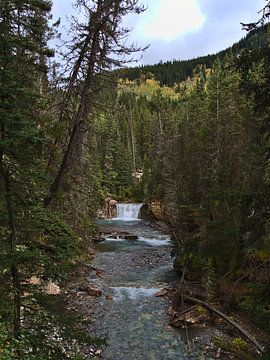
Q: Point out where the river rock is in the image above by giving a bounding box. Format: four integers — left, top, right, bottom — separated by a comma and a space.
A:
121, 235, 138, 240
93, 235, 102, 243
101, 232, 138, 241
117, 231, 130, 236
78, 285, 102, 297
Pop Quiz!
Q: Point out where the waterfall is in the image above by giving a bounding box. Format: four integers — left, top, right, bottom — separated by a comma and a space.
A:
115, 203, 143, 221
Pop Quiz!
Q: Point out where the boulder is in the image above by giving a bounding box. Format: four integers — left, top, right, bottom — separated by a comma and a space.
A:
45, 281, 61, 295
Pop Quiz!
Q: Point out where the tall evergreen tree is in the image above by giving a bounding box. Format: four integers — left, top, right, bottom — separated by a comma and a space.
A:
0, 0, 53, 338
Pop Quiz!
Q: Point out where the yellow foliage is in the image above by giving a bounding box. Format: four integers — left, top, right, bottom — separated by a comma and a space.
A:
118, 67, 212, 99
232, 337, 248, 350
195, 306, 207, 315
254, 249, 270, 262
118, 77, 180, 99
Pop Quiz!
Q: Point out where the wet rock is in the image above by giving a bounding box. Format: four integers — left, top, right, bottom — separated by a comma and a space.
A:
121, 234, 138, 240
78, 285, 102, 297
103, 231, 138, 241
93, 235, 102, 243
117, 231, 130, 236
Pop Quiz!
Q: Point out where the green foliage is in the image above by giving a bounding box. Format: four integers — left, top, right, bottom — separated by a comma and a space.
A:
214, 336, 254, 360
25, 208, 91, 276
239, 284, 270, 332
0, 0, 99, 357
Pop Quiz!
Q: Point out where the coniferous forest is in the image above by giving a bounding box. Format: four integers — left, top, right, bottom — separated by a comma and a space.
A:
0, 1, 270, 359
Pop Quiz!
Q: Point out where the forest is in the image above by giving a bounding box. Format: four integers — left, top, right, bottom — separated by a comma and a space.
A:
116, 24, 268, 86
0, 0, 269, 359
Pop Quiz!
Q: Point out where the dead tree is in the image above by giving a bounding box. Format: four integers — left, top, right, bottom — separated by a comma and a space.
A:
44, 0, 147, 206
241, 1, 270, 30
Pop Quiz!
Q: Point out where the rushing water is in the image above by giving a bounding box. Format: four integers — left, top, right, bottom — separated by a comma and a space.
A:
114, 203, 144, 221
86, 213, 195, 359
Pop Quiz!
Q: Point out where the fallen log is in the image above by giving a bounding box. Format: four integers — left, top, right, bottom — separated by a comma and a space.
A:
183, 294, 264, 353
173, 305, 197, 318
171, 306, 200, 326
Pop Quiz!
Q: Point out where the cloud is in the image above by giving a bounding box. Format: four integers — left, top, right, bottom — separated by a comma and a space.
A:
137, 0, 205, 41
51, 0, 266, 65
136, 0, 265, 64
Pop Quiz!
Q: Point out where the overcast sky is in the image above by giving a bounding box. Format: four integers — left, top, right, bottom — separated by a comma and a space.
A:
52, 0, 266, 65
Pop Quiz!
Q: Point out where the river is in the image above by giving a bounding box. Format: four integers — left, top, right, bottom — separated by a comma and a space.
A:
79, 204, 196, 359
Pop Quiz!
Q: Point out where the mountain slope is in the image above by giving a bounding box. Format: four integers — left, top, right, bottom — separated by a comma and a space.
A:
117, 25, 267, 87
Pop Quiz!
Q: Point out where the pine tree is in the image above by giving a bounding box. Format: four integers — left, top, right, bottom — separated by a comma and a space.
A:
0, 0, 53, 338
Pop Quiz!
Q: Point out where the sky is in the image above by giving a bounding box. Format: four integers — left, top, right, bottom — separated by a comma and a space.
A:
52, 0, 266, 65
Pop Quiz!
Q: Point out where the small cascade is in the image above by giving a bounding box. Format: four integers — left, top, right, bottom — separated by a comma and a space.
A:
115, 203, 143, 221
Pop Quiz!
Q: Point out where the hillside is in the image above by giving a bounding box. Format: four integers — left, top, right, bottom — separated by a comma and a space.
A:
117, 25, 268, 86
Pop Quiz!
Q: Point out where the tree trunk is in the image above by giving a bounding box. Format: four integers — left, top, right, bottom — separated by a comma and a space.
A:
46, 32, 92, 173
1, 166, 21, 338
44, 11, 101, 207
129, 103, 136, 173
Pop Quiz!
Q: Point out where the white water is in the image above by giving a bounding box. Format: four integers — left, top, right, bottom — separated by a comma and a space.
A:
104, 235, 171, 246
138, 236, 171, 246
114, 203, 143, 221
111, 286, 160, 301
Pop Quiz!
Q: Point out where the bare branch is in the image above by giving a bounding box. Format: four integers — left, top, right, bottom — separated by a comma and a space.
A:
241, 1, 270, 30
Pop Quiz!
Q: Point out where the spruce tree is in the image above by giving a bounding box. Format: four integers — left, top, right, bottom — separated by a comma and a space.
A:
0, 0, 53, 338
